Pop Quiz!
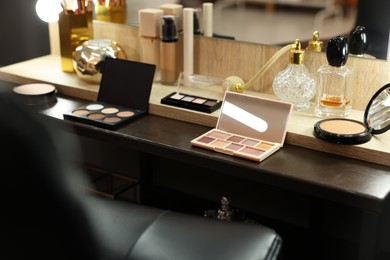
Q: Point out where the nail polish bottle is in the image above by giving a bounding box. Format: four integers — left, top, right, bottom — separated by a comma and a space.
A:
348, 25, 376, 59
315, 36, 353, 117
160, 15, 180, 85
272, 39, 316, 111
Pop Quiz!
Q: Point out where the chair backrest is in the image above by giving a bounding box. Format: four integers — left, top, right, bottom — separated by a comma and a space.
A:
0, 90, 100, 259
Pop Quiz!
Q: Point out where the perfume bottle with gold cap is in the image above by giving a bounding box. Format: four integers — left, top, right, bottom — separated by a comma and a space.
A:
305, 31, 323, 76
307, 31, 323, 52
272, 39, 316, 111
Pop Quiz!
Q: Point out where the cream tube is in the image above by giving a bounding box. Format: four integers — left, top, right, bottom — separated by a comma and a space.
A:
183, 8, 194, 86
203, 3, 213, 37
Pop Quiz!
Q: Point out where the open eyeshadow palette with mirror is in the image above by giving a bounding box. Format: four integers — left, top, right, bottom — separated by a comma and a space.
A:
160, 73, 228, 113
64, 57, 155, 129
191, 91, 293, 162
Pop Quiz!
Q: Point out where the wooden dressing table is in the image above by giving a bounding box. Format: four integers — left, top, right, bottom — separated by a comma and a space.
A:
0, 21, 389, 259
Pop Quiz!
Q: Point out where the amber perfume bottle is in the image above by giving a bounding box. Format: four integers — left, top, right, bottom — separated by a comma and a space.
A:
315, 36, 353, 117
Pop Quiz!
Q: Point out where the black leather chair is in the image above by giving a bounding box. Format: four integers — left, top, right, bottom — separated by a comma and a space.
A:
0, 90, 282, 260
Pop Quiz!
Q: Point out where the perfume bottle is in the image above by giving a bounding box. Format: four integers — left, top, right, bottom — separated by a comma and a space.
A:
315, 36, 353, 117
305, 31, 323, 76
348, 25, 376, 59
272, 39, 316, 111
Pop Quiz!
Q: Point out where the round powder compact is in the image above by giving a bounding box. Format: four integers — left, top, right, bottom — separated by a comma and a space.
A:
313, 118, 372, 145
13, 83, 57, 105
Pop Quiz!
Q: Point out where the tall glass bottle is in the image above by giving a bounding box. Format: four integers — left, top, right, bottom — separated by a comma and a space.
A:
315, 36, 353, 117
272, 39, 316, 111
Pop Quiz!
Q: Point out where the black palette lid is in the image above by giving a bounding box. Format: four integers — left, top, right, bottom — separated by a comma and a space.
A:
97, 57, 156, 112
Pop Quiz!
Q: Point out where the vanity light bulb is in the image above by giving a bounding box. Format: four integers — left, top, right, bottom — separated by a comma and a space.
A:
35, 0, 63, 23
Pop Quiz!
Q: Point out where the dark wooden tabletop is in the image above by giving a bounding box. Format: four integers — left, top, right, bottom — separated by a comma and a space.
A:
32, 93, 390, 214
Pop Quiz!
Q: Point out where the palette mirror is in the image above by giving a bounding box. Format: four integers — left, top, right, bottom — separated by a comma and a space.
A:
364, 83, 390, 134
97, 0, 390, 60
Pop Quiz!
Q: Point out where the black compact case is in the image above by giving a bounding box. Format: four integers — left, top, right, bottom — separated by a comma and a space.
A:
64, 57, 156, 129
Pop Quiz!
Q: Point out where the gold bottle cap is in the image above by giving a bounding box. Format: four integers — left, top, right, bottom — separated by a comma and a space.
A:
290, 39, 304, 65
308, 31, 323, 52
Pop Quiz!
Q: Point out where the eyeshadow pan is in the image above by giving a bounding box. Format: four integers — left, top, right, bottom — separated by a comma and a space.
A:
208, 131, 231, 139
204, 100, 217, 107
170, 93, 185, 100
212, 140, 229, 147
86, 104, 104, 110
103, 117, 121, 123
226, 143, 243, 151
101, 107, 119, 114
197, 136, 214, 144
227, 135, 245, 143
73, 109, 90, 116
257, 142, 274, 150
242, 139, 259, 146
192, 98, 207, 104
241, 147, 264, 156
182, 96, 195, 102
117, 111, 135, 117
88, 113, 105, 120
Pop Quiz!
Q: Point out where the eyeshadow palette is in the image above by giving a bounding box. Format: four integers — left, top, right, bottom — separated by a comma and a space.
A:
191, 91, 293, 162
64, 57, 156, 129
64, 102, 144, 129
160, 73, 227, 113
161, 92, 222, 113
192, 129, 280, 161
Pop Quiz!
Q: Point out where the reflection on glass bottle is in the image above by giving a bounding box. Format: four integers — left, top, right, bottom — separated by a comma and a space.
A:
272, 39, 316, 111
348, 25, 376, 59
94, 0, 126, 24
315, 36, 353, 117
305, 31, 323, 76
58, 1, 93, 72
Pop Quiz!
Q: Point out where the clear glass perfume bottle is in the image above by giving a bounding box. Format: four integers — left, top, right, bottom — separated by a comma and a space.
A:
272, 39, 316, 111
315, 36, 353, 117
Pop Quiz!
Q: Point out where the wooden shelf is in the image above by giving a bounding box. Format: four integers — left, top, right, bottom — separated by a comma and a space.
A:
0, 55, 389, 167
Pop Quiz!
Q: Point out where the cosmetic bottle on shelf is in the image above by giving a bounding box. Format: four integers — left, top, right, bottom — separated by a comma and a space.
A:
139, 8, 163, 81
348, 25, 376, 59
315, 36, 353, 117
160, 15, 180, 85
272, 39, 316, 111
